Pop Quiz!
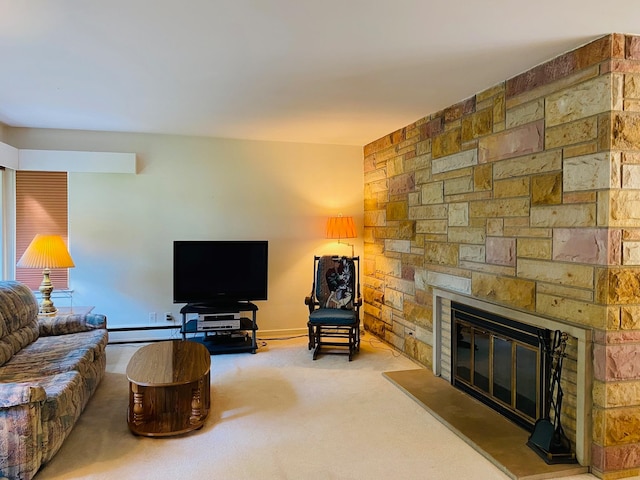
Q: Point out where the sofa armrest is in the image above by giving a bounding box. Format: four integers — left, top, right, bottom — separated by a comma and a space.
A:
39, 313, 107, 336
0, 382, 46, 480
0, 381, 46, 408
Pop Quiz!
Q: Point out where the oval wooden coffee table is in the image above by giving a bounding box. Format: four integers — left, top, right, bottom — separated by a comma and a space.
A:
126, 340, 211, 436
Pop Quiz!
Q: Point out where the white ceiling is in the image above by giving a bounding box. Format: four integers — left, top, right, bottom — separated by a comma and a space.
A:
1, 1, 639, 146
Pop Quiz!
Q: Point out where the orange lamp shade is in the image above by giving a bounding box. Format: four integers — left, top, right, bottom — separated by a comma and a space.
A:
17, 234, 75, 269
326, 216, 356, 239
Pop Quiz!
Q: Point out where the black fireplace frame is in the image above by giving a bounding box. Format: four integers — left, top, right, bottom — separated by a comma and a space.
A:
451, 301, 550, 431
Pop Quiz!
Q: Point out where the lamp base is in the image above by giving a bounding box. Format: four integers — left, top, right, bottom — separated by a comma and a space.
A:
38, 268, 58, 316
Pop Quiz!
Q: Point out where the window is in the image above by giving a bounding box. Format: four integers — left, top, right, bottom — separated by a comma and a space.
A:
15, 171, 69, 290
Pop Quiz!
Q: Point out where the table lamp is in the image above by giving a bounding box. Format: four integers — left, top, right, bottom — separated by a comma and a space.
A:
17, 234, 75, 315
326, 215, 356, 257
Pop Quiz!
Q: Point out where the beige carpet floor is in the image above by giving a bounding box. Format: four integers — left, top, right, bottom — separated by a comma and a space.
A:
35, 335, 599, 480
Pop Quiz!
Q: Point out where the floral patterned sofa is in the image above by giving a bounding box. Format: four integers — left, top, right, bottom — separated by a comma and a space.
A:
0, 281, 108, 480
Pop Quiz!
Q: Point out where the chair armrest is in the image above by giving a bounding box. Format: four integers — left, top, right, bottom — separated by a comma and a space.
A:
39, 313, 107, 336
304, 295, 317, 313
0, 381, 46, 408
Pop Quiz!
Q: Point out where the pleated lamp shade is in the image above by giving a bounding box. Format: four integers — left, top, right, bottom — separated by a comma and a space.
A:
326, 216, 356, 239
17, 234, 75, 269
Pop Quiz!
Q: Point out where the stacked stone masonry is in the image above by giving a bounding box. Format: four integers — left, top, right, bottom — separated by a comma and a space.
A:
363, 34, 640, 479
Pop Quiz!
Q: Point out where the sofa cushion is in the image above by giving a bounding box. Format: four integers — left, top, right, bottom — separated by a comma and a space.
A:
0, 282, 39, 367
0, 330, 108, 383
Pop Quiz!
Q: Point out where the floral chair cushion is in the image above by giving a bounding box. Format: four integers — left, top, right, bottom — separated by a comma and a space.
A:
314, 256, 356, 310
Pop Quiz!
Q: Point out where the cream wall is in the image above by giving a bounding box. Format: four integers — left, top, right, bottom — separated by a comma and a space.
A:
5, 127, 364, 333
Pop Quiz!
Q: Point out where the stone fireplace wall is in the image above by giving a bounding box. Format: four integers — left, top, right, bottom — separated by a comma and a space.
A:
362, 33, 640, 479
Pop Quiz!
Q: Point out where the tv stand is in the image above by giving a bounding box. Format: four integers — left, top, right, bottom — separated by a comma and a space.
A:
180, 302, 258, 354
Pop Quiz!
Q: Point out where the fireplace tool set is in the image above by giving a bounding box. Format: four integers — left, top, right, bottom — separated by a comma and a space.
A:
527, 330, 577, 464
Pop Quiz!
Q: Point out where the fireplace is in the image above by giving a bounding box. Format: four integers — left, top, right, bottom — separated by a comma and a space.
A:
452, 301, 547, 431
432, 289, 593, 466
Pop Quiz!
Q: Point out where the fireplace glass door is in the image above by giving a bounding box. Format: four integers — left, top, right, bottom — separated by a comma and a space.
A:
452, 302, 544, 430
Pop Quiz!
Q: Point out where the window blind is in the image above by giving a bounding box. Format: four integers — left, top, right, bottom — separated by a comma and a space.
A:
16, 171, 69, 290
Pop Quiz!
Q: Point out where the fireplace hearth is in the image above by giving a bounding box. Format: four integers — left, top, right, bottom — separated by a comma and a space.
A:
452, 301, 547, 431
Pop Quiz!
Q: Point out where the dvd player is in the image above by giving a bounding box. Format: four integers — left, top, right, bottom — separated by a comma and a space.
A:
198, 312, 240, 321
196, 313, 241, 331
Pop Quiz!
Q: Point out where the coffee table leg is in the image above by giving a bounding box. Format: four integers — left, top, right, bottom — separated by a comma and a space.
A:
131, 383, 145, 426
190, 378, 204, 425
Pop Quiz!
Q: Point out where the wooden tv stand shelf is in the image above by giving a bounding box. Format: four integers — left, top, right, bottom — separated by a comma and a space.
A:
180, 302, 258, 355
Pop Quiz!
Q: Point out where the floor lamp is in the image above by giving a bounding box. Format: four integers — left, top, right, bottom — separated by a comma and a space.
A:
17, 234, 75, 315
326, 215, 357, 257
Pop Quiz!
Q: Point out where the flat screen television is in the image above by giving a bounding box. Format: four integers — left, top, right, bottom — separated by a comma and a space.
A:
173, 240, 268, 304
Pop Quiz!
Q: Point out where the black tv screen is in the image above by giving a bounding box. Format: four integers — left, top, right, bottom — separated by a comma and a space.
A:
173, 240, 268, 304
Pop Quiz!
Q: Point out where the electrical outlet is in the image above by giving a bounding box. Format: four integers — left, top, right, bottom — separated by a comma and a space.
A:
164, 312, 173, 322
149, 312, 157, 323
